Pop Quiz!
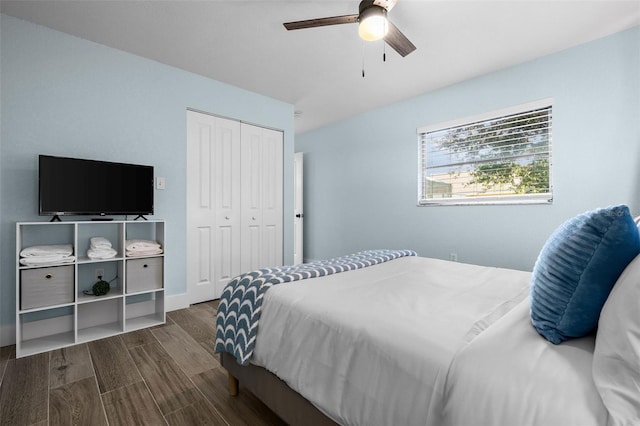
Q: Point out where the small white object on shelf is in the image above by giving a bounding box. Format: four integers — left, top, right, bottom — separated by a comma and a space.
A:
125, 239, 163, 257
19, 244, 75, 266
87, 236, 117, 259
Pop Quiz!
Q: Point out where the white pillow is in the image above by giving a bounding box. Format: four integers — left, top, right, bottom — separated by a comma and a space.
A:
593, 253, 640, 426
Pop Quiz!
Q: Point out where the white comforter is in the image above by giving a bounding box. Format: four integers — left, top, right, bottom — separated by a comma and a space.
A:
441, 298, 608, 426
251, 256, 532, 426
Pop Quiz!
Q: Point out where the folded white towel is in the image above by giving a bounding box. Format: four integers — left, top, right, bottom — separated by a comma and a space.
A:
87, 248, 118, 260
20, 244, 73, 258
126, 248, 163, 257
90, 237, 112, 250
20, 255, 76, 266
126, 240, 161, 252
90, 247, 115, 253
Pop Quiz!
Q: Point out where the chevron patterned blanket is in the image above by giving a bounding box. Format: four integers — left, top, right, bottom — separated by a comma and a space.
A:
214, 249, 417, 365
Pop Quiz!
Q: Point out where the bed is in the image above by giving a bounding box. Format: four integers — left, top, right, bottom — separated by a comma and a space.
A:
215, 205, 640, 426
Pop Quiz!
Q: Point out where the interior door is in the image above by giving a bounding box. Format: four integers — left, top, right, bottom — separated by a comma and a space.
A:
240, 123, 283, 272
293, 152, 304, 265
259, 127, 284, 268
187, 110, 241, 302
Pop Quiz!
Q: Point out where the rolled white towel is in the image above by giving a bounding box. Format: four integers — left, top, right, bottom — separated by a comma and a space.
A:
87, 248, 118, 260
126, 240, 161, 252
20, 244, 73, 258
90, 237, 112, 250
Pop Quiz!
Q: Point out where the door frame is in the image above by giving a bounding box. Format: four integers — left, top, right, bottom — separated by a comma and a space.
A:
293, 152, 304, 265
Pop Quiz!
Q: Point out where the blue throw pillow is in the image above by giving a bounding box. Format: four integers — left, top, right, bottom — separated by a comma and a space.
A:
530, 205, 640, 344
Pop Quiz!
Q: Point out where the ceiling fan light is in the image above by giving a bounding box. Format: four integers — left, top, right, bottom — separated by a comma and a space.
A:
358, 6, 388, 41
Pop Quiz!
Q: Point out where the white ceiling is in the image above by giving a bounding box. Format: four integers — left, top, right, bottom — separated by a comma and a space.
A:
2, 1, 639, 134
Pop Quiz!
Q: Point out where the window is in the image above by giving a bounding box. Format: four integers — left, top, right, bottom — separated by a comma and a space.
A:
418, 100, 552, 206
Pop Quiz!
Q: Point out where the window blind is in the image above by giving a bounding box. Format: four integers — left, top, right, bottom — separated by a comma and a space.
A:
418, 101, 552, 205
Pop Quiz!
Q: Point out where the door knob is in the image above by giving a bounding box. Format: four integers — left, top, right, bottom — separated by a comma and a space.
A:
295, 214, 304, 218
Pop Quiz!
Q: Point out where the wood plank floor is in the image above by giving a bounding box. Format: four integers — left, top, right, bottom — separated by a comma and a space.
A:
0, 300, 286, 426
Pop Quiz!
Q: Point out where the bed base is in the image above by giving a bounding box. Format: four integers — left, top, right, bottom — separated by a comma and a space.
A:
220, 352, 338, 425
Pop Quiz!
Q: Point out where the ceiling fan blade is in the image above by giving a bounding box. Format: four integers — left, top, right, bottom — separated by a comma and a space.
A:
283, 14, 359, 31
385, 21, 416, 57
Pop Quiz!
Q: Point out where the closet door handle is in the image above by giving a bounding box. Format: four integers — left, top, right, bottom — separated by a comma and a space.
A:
296, 214, 304, 218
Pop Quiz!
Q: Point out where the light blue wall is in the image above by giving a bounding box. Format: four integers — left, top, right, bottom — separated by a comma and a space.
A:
0, 15, 295, 346
296, 26, 640, 271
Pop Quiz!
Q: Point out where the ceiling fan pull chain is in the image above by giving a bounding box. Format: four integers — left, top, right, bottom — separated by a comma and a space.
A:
382, 18, 387, 62
362, 42, 366, 78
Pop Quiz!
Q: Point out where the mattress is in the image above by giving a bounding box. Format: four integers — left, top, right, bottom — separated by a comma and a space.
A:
251, 256, 532, 425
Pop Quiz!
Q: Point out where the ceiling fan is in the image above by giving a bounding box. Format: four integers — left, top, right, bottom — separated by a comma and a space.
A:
283, 0, 416, 58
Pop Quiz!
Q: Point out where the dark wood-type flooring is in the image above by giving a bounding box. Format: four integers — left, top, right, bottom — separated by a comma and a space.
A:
0, 300, 286, 425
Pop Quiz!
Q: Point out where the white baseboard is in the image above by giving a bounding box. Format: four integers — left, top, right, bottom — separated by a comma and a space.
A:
1, 323, 16, 347
165, 292, 190, 312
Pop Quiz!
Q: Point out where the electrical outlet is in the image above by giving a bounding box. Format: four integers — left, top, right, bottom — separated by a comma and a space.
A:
449, 252, 458, 262
95, 268, 104, 280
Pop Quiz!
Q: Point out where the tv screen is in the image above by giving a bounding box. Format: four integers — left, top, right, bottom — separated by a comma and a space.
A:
39, 155, 154, 218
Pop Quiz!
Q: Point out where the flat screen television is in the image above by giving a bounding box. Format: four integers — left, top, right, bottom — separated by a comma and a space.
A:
39, 155, 154, 219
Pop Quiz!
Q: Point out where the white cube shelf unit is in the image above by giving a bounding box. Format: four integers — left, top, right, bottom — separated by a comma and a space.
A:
16, 220, 166, 358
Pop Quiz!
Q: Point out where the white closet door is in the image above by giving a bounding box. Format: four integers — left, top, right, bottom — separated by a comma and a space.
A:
240, 123, 283, 272
213, 118, 242, 294
260, 128, 284, 268
187, 111, 241, 302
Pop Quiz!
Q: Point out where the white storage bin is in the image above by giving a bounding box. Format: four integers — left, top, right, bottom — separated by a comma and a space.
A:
21, 265, 74, 310
126, 257, 163, 293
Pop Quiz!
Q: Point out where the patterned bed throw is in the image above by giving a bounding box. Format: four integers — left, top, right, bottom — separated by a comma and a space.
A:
215, 249, 417, 365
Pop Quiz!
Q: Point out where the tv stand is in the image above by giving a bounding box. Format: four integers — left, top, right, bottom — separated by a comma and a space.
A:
50, 215, 62, 222
133, 215, 148, 221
